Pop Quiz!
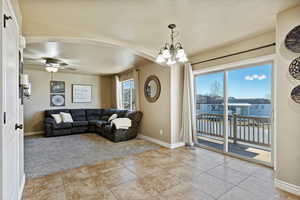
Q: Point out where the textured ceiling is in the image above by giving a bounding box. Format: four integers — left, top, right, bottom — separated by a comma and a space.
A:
24, 42, 151, 75
19, 0, 300, 74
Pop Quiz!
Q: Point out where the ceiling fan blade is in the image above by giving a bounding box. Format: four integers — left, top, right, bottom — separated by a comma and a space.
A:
60, 67, 77, 72
24, 58, 45, 65
66, 67, 77, 71
60, 62, 68, 66
24, 56, 79, 72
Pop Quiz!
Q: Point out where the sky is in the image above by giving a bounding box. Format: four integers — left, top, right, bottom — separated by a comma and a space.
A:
195, 64, 272, 99
122, 79, 134, 89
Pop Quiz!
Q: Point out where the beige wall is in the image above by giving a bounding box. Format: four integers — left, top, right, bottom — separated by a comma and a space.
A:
191, 31, 276, 70
118, 70, 133, 82
100, 75, 114, 108
114, 63, 180, 145
23, 68, 113, 134
276, 5, 300, 187
137, 63, 171, 143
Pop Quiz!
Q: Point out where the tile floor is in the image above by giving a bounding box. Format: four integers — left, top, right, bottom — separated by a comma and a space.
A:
23, 146, 300, 200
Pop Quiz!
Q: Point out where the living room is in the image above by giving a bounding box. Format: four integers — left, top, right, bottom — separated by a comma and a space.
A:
22, 45, 172, 178
1, 0, 300, 200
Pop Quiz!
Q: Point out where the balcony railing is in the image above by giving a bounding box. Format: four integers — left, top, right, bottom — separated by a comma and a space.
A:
196, 113, 271, 146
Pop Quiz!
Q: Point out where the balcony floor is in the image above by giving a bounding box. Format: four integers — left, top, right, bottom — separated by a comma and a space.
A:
198, 136, 271, 163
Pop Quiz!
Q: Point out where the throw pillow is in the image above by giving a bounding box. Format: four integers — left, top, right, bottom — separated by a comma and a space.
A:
108, 114, 118, 122
60, 112, 73, 123
51, 114, 62, 124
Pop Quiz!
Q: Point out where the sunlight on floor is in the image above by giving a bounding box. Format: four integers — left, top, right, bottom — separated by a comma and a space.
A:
198, 136, 271, 164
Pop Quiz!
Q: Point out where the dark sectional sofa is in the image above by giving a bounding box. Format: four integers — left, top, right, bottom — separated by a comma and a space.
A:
44, 108, 143, 142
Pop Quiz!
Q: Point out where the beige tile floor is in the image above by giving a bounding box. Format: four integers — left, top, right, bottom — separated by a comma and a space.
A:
23, 146, 300, 200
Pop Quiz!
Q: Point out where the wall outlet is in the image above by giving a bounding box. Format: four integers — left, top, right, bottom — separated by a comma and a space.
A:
159, 129, 163, 135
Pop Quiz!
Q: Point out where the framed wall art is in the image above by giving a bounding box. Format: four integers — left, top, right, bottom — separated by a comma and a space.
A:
285, 25, 300, 53
72, 84, 92, 103
291, 85, 300, 104
144, 75, 161, 103
50, 94, 65, 107
289, 57, 300, 80
50, 81, 65, 93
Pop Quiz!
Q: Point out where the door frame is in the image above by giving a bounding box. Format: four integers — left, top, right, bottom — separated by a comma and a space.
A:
193, 54, 276, 167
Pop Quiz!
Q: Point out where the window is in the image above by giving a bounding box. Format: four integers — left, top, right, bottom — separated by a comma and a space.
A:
121, 79, 135, 110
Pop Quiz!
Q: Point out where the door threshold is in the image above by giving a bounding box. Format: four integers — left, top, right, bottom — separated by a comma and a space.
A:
196, 143, 273, 169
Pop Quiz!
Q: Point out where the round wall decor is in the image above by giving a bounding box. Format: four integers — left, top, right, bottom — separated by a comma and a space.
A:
291, 85, 300, 104
289, 57, 300, 80
285, 25, 300, 53
144, 75, 161, 103
50, 94, 65, 107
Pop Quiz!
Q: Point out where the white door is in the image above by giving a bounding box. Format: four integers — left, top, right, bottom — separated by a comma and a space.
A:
2, 1, 20, 199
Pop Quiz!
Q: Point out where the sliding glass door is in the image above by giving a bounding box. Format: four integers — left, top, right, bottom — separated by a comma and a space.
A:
227, 64, 272, 163
194, 62, 273, 165
195, 72, 225, 152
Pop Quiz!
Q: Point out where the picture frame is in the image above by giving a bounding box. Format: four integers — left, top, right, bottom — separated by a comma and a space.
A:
50, 94, 65, 107
50, 81, 65, 93
72, 84, 92, 103
285, 25, 300, 53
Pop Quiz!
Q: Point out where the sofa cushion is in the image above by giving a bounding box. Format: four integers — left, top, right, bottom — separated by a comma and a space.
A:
95, 120, 110, 128
45, 109, 70, 118
115, 110, 128, 117
53, 122, 72, 130
101, 115, 110, 121
88, 120, 100, 126
72, 121, 89, 127
70, 109, 87, 121
71, 126, 89, 134
126, 111, 143, 122
102, 109, 115, 117
86, 109, 103, 121
102, 109, 128, 118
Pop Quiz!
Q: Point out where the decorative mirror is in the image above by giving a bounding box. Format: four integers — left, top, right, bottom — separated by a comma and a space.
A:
291, 85, 300, 104
144, 75, 161, 103
289, 57, 300, 80
285, 25, 300, 53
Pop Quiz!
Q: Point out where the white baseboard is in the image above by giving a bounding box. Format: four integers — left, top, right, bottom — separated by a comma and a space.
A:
170, 142, 185, 149
275, 178, 300, 196
18, 174, 26, 200
138, 134, 185, 149
25, 131, 43, 136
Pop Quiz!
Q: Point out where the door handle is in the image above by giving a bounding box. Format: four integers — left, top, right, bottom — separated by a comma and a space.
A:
3, 14, 12, 28
15, 124, 23, 130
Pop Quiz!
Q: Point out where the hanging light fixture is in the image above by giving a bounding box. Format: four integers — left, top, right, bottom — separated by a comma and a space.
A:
156, 24, 188, 65
45, 63, 59, 73
45, 66, 58, 73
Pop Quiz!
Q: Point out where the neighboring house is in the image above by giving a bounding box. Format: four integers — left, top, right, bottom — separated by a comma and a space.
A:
197, 103, 271, 117
196, 95, 271, 117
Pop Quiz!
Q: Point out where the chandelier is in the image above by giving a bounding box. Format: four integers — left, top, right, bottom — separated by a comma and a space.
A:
156, 24, 188, 65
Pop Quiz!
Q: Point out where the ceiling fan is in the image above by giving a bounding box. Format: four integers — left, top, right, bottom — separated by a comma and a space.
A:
25, 57, 77, 73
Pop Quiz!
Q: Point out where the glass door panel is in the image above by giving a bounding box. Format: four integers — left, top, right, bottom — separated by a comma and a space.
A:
195, 72, 225, 151
227, 64, 272, 163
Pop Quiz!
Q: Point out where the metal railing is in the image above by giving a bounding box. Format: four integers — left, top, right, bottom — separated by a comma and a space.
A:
196, 113, 271, 146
